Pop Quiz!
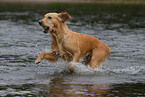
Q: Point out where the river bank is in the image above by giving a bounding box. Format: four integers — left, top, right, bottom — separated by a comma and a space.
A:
1, 0, 145, 4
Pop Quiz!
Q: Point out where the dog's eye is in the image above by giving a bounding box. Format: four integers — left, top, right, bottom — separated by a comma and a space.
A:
48, 16, 52, 19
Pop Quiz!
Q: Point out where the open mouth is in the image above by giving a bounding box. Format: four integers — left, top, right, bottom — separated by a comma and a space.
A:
42, 26, 49, 33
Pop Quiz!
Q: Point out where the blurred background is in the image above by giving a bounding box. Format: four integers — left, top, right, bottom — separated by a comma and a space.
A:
0, 0, 145, 96
1, 0, 145, 3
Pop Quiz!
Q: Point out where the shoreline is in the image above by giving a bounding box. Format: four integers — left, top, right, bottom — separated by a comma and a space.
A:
1, 0, 145, 4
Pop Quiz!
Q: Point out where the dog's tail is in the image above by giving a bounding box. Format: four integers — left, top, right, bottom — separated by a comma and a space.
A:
105, 44, 111, 59
104, 43, 111, 62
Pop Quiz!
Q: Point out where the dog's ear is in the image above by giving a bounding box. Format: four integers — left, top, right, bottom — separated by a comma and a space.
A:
58, 13, 71, 22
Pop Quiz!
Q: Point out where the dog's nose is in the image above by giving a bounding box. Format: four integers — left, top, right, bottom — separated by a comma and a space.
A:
38, 20, 42, 26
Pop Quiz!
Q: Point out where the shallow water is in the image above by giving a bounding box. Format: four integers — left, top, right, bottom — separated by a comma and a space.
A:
0, 3, 145, 96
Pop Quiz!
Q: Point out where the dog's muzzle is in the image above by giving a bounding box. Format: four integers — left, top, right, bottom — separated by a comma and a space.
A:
38, 20, 49, 34
38, 20, 43, 26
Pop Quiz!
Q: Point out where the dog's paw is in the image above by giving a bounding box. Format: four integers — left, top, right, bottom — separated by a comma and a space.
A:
68, 63, 75, 73
68, 66, 75, 73
35, 59, 41, 64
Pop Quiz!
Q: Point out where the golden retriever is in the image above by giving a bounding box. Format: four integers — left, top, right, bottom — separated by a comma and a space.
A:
35, 12, 111, 72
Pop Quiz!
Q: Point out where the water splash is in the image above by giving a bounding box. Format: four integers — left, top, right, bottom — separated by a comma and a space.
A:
70, 62, 106, 74
107, 65, 145, 75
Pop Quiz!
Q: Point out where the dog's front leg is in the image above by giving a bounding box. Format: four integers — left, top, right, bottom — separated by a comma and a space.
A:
35, 51, 59, 64
72, 53, 81, 62
35, 52, 45, 64
68, 52, 81, 72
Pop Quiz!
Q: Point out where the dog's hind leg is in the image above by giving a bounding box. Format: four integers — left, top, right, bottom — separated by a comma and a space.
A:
89, 47, 108, 70
82, 50, 92, 65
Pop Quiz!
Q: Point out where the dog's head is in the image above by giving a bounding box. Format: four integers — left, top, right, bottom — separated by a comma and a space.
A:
38, 13, 71, 34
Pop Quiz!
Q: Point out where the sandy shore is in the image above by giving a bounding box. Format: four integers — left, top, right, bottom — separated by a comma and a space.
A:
1, 0, 145, 4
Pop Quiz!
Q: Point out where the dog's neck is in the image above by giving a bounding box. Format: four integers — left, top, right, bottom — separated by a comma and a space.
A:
51, 22, 70, 54
55, 22, 70, 42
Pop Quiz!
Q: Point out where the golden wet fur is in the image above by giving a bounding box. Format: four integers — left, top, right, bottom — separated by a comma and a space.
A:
35, 12, 111, 72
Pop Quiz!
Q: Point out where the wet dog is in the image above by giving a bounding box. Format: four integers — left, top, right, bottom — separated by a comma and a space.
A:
35, 12, 111, 72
